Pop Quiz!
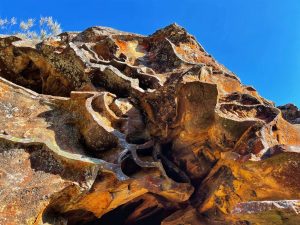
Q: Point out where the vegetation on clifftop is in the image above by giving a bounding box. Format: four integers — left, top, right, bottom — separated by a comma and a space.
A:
0, 16, 62, 39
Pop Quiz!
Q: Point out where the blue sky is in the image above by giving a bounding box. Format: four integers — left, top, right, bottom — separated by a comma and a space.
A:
1, 0, 299, 106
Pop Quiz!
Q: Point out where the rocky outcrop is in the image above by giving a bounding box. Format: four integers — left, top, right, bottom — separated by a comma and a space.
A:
0, 24, 299, 225
278, 104, 300, 124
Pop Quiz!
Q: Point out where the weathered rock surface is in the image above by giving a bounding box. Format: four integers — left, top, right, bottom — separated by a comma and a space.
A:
0, 24, 299, 225
278, 104, 300, 124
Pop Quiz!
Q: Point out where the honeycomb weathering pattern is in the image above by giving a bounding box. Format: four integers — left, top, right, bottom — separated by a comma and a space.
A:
0, 24, 299, 225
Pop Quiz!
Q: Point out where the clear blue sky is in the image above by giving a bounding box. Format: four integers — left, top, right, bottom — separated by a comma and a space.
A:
1, 0, 299, 106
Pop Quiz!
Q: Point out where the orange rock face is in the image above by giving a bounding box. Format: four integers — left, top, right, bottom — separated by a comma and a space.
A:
0, 24, 299, 225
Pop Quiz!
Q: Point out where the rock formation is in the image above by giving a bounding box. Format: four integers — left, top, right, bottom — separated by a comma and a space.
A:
0, 24, 299, 225
278, 104, 300, 124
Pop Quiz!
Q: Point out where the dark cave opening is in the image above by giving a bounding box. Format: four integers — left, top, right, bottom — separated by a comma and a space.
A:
0, 59, 44, 94
82, 198, 171, 225
84, 199, 143, 225
18, 60, 43, 93
159, 142, 191, 184
121, 153, 142, 176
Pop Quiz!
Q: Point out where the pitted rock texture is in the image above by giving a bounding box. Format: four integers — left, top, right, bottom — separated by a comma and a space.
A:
0, 24, 299, 225
278, 104, 300, 124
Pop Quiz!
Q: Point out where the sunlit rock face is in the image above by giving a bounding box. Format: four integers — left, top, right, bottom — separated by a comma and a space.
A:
278, 104, 300, 124
0, 24, 299, 225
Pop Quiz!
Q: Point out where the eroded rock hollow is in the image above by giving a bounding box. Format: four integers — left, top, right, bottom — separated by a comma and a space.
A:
0, 24, 299, 225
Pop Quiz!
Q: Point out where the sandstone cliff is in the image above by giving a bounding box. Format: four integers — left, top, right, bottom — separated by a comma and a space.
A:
0, 24, 299, 225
